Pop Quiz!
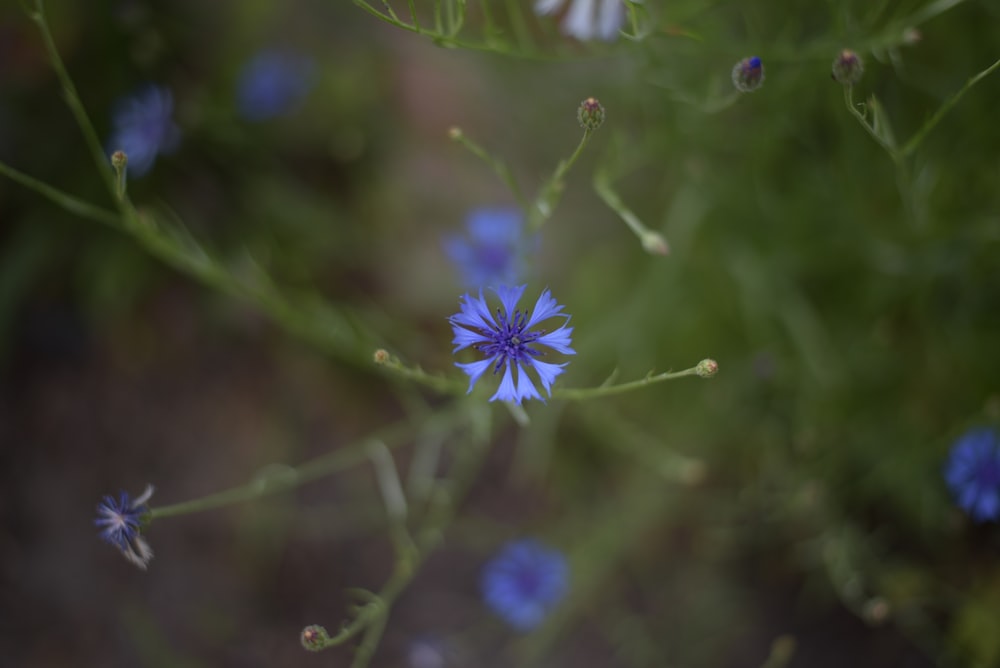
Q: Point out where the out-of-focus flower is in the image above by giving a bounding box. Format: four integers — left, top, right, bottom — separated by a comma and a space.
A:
534, 0, 626, 42
108, 85, 180, 178
94, 484, 154, 569
944, 427, 1000, 522
831, 49, 864, 86
481, 539, 569, 631
444, 208, 531, 288
236, 50, 316, 121
731, 56, 765, 93
450, 285, 575, 404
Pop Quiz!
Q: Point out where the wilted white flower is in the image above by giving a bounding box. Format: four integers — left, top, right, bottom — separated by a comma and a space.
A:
535, 0, 627, 42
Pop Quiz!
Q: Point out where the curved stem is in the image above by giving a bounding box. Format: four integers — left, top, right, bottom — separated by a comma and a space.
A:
554, 365, 705, 401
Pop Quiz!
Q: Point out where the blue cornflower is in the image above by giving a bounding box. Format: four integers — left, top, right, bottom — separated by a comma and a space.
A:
449, 285, 575, 404
95, 484, 155, 569
236, 50, 316, 122
108, 85, 180, 178
443, 208, 532, 288
534, 0, 626, 41
481, 539, 569, 631
944, 428, 1000, 522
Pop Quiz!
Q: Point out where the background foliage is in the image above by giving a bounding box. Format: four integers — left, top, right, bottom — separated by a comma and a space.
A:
2, 0, 999, 666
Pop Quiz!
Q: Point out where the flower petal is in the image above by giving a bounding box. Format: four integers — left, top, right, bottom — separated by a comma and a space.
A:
489, 361, 518, 403
492, 285, 527, 322
535, 324, 575, 355
526, 359, 567, 395
457, 357, 497, 393
525, 289, 566, 328
515, 364, 542, 403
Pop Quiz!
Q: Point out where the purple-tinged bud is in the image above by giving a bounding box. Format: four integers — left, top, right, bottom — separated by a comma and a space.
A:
300, 624, 329, 652
831, 49, 864, 86
577, 97, 605, 131
373, 348, 390, 365
695, 358, 719, 378
731, 56, 765, 93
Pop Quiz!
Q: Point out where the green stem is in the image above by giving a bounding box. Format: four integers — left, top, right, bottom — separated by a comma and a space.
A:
150, 405, 463, 519
30, 0, 119, 205
553, 365, 704, 401
0, 160, 119, 227
448, 129, 528, 209
900, 56, 1000, 157
843, 86, 899, 163
377, 353, 469, 395
530, 129, 593, 230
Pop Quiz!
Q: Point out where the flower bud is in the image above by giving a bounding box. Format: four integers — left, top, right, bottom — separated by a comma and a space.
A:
111, 150, 128, 171
731, 56, 765, 93
373, 348, 390, 365
641, 231, 670, 256
447, 126, 463, 141
695, 358, 719, 378
577, 97, 605, 131
831, 49, 864, 86
300, 624, 329, 652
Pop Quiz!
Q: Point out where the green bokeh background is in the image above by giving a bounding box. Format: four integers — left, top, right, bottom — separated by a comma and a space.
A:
2, 0, 999, 666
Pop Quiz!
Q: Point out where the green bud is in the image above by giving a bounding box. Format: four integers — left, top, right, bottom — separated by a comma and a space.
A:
373, 348, 390, 365
695, 358, 719, 378
831, 49, 864, 86
111, 150, 128, 171
300, 624, 329, 652
577, 97, 605, 131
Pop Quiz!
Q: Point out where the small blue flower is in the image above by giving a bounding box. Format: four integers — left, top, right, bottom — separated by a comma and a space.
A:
482, 539, 569, 631
95, 484, 155, 569
107, 85, 180, 178
944, 428, 1000, 522
236, 50, 316, 122
444, 208, 532, 288
449, 285, 575, 404
534, 0, 626, 42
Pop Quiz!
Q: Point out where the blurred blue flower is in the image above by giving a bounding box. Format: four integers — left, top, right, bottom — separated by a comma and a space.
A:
450, 285, 574, 404
236, 50, 316, 121
534, 0, 626, 41
108, 85, 180, 178
94, 484, 154, 569
444, 208, 531, 288
481, 539, 569, 631
944, 428, 1000, 522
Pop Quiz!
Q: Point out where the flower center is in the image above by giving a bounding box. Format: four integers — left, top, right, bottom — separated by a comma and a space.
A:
476, 308, 543, 374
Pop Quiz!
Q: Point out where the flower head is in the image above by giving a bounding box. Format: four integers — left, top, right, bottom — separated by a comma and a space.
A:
481, 539, 569, 631
534, 0, 626, 42
450, 285, 575, 404
94, 484, 155, 569
444, 208, 533, 288
236, 50, 316, 121
944, 428, 1000, 522
108, 85, 180, 178
831, 49, 864, 86
732, 56, 765, 93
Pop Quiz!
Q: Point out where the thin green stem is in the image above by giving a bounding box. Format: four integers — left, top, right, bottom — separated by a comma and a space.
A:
30, 0, 118, 205
376, 353, 469, 395
530, 129, 593, 230
0, 159, 119, 227
149, 404, 463, 519
553, 365, 705, 401
900, 56, 1000, 157
843, 86, 900, 163
593, 168, 669, 255
448, 128, 528, 208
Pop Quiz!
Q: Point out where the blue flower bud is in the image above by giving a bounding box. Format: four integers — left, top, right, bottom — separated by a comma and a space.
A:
731, 56, 765, 93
